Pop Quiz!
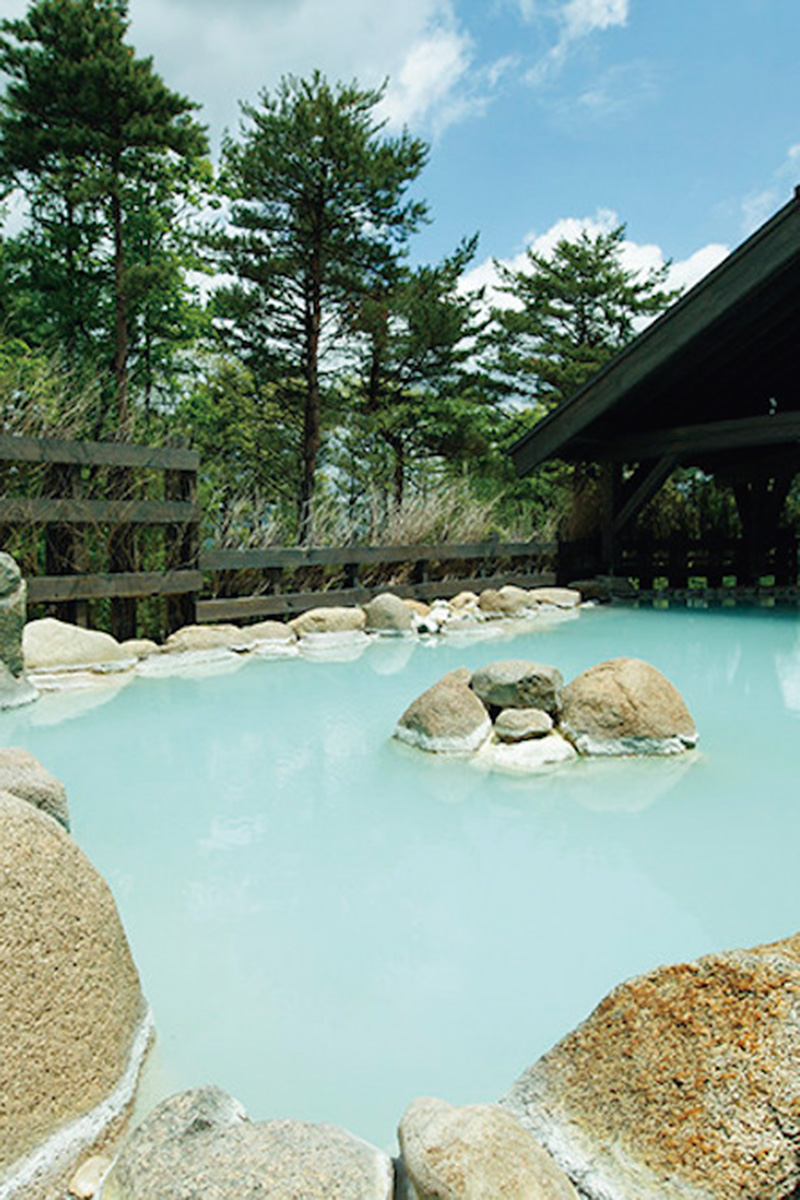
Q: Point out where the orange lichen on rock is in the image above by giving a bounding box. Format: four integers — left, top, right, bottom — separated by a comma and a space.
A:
502, 934, 800, 1198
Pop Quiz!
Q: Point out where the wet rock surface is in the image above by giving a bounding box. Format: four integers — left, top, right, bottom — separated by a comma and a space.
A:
560, 656, 697, 755
395, 668, 492, 753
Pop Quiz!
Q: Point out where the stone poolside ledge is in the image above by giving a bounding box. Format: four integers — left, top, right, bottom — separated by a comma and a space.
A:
19, 585, 585, 691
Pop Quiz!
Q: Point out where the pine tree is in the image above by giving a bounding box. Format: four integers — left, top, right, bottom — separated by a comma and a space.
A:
213, 71, 428, 543
0, 0, 209, 430
491, 224, 680, 414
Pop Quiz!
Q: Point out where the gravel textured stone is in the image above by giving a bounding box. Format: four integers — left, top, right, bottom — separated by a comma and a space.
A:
494, 707, 554, 741
0, 747, 69, 829
362, 592, 414, 634
163, 624, 255, 653
0, 793, 148, 1196
24, 617, 129, 669
289, 606, 367, 636
398, 1096, 578, 1200
501, 932, 800, 1199
100, 1087, 393, 1200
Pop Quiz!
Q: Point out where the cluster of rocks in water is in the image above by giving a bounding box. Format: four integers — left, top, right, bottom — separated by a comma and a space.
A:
395, 655, 698, 769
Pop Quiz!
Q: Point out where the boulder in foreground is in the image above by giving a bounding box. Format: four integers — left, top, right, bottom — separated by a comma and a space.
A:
101, 1086, 393, 1200
501, 932, 800, 1199
0, 793, 149, 1198
395, 668, 491, 753
560, 656, 697, 755
398, 1096, 577, 1200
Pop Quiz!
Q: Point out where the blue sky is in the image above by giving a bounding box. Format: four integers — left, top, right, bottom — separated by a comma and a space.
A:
3, 0, 799, 294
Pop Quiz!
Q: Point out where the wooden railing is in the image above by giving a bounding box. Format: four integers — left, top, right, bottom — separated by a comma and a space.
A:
0, 432, 200, 638
197, 539, 557, 622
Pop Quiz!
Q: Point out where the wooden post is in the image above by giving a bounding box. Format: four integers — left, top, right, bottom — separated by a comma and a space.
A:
44, 462, 90, 626
164, 466, 199, 633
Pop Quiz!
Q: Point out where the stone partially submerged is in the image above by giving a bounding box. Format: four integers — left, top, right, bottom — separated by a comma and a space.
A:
501, 932, 800, 1199
560, 656, 697, 755
24, 617, 131, 671
0, 746, 69, 829
395, 668, 492, 754
0, 793, 151, 1199
471, 660, 564, 717
100, 1086, 393, 1200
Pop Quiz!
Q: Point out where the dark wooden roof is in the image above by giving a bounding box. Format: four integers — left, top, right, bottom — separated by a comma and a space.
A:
510, 190, 800, 480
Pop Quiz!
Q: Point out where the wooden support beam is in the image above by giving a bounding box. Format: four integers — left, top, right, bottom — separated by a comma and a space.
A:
0, 432, 198, 471
200, 539, 555, 572
576, 411, 800, 464
612, 456, 676, 536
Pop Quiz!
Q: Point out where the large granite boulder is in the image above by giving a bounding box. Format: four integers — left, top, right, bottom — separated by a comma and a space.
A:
100, 1086, 393, 1200
0, 552, 37, 708
398, 1096, 577, 1200
363, 592, 414, 634
471, 660, 564, 717
0, 793, 150, 1199
501, 932, 800, 1200
289, 606, 367, 637
395, 668, 491, 753
0, 746, 69, 829
24, 617, 130, 670
560, 657, 697, 755
163, 623, 255, 653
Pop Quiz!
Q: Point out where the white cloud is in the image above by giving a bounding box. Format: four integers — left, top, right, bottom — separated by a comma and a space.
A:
459, 208, 729, 312
0, 0, 479, 149
741, 143, 800, 234
378, 27, 478, 135
523, 0, 630, 86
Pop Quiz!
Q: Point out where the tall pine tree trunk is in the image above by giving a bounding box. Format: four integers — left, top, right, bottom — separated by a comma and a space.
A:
298, 255, 322, 544
111, 182, 129, 429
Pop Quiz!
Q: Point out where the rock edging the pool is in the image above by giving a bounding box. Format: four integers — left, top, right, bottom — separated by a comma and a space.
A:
0, 781, 152, 1200
90, 929, 800, 1199
18, 585, 584, 690
395, 655, 698, 766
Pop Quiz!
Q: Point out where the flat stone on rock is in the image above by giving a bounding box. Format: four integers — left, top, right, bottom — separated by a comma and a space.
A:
398, 1096, 578, 1200
480, 734, 577, 774
471, 660, 564, 717
501, 932, 800, 1199
289, 606, 367, 636
494, 708, 554, 741
395, 668, 491, 754
245, 619, 296, 643
164, 624, 255, 653
560, 657, 697, 755
100, 1086, 393, 1200
0, 747, 69, 829
24, 617, 129, 670
527, 587, 582, 608
362, 592, 414, 634
0, 793, 149, 1197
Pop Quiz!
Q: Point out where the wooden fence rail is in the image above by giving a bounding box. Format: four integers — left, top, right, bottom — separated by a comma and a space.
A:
197, 539, 557, 622
0, 432, 199, 638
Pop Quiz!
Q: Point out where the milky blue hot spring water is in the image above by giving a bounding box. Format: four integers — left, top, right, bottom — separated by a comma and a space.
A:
2, 602, 799, 1150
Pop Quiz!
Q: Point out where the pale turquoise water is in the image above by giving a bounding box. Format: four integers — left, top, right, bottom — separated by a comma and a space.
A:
2, 603, 800, 1150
